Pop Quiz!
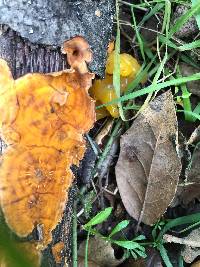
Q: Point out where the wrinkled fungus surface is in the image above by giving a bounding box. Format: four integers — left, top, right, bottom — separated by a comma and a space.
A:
0, 36, 95, 249
90, 51, 144, 119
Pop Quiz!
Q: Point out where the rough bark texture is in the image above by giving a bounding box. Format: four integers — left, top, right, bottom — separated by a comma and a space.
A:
0, 26, 68, 78
0, 25, 74, 267
0, 0, 115, 77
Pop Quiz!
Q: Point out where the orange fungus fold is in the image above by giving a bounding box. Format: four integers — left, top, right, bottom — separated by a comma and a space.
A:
0, 36, 95, 249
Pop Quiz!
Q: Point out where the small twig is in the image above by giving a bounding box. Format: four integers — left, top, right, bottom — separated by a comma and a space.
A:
103, 187, 119, 196
163, 234, 200, 248
94, 120, 122, 174
91, 180, 100, 204
77, 208, 84, 218
95, 119, 114, 146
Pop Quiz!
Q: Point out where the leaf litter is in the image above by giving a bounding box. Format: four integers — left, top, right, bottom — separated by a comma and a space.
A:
115, 91, 182, 225
76, 1, 200, 266
78, 236, 124, 267
178, 142, 200, 204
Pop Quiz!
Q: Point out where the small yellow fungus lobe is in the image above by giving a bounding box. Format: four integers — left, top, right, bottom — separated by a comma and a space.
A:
90, 74, 134, 118
90, 50, 145, 119
106, 51, 141, 78
0, 36, 95, 250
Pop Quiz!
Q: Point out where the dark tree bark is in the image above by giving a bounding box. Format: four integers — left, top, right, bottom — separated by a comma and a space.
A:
0, 0, 115, 77
0, 26, 67, 77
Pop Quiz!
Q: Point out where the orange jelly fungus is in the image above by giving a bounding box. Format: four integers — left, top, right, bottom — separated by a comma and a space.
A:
90, 51, 144, 119
52, 241, 65, 264
0, 36, 95, 250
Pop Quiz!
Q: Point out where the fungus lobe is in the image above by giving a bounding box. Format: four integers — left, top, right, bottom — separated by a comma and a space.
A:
0, 36, 95, 249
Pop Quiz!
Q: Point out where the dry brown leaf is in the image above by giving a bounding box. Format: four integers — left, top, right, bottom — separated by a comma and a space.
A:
181, 228, 200, 263
187, 144, 200, 183
177, 143, 200, 204
78, 236, 124, 267
191, 260, 200, 267
115, 91, 181, 225
187, 125, 200, 145
0, 36, 95, 249
121, 249, 162, 267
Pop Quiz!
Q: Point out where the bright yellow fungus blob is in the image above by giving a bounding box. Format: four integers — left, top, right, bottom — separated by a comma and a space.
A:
90, 50, 145, 119
106, 51, 141, 78
90, 74, 133, 118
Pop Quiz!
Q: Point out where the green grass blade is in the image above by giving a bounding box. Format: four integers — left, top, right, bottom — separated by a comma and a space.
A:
161, 0, 171, 34
140, 3, 165, 25
84, 228, 91, 267
113, 0, 127, 121
177, 67, 193, 121
179, 220, 200, 234
96, 72, 200, 108
177, 110, 200, 121
157, 244, 173, 267
169, 2, 200, 38
156, 212, 200, 242
179, 39, 200, 51
131, 6, 145, 61
160, 38, 200, 51
192, 0, 200, 30
159, 35, 178, 49
193, 102, 200, 119
83, 207, 112, 228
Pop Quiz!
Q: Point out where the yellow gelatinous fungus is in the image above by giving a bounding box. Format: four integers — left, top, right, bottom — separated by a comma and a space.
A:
106, 51, 141, 78
0, 36, 95, 250
90, 50, 145, 119
90, 74, 134, 118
